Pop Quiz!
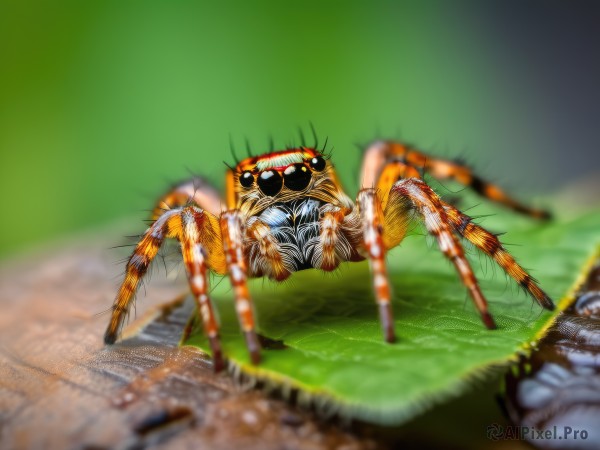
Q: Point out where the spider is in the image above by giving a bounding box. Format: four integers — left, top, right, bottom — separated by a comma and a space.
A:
104, 137, 554, 371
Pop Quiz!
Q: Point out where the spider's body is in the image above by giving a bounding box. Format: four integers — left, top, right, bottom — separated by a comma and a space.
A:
105, 139, 554, 370
236, 148, 363, 279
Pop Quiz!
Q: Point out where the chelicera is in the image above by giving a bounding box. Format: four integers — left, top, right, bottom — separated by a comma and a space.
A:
104, 137, 554, 371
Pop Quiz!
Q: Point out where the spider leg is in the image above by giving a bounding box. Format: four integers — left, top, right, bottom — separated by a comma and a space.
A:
220, 210, 262, 364
361, 140, 551, 219
372, 158, 553, 312
441, 201, 554, 310
384, 178, 499, 329
357, 189, 397, 342
105, 209, 179, 344
310, 207, 365, 271
180, 228, 225, 371
245, 218, 293, 281
152, 176, 224, 220
104, 206, 227, 370
376, 161, 423, 210
315, 209, 348, 271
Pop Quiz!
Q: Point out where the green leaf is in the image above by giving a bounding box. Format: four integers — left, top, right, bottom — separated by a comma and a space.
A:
183, 205, 600, 425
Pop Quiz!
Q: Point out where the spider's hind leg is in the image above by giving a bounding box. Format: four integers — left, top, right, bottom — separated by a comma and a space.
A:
362, 140, 551, 220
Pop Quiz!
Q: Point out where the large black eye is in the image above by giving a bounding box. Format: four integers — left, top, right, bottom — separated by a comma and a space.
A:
257, 170, 283, 196
283, 163, 311, 191
239, 171, 254, 188
309, 156, 326, 171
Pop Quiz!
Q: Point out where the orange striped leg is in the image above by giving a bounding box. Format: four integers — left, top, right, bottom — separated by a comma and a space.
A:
314, 209, 348, 272
152, 176, 224, 220
245, 218, 291, 281
362, 140, 551, 219
441, 201, 554, 310
105, 209, 180, 344
415, 154, 550, 219
376, 161, 423, 210
358, 188, 396, 343
104, 206, 225, 345
181, 234, 225, 372
220, 210, 262, 364
387, 178, 497, 329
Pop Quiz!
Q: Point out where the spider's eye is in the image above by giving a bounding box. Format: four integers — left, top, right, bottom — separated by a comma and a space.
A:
309, 156, 326, 171
283, 163, 311, 191
239, 171, 254, 188
257, 170, 283, 196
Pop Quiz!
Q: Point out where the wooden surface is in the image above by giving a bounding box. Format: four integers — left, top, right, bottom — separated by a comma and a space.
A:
0, 232, 378, 450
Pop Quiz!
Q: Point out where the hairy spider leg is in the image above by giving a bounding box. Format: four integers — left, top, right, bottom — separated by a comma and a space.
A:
245, 218, 292, 281
441, 201, 554, 310
315, 209, 351, 272
220, 210, 262, 364
357, 189, 396, 343
376, 161, 422, 210
179, 209, 226, 371
105, 210, 174, 345
150, 176, 231, 369
374, 156, 554, 311
385, 178, 498, 329
104, 207, 226, 353
362, 141, 551, 219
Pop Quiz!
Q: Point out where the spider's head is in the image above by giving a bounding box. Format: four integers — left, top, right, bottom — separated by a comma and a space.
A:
229, 148, 346, 214
234, 148, 329, 197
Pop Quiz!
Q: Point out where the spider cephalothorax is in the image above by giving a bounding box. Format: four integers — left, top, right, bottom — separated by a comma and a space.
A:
105, 139, 554, 370
231, 148, 354, 218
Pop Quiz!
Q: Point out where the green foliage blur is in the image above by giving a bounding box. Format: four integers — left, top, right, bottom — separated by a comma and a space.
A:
0, 1, 557, 258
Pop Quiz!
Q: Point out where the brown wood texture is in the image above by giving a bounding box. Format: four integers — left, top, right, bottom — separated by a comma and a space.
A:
0, 231, 377, 450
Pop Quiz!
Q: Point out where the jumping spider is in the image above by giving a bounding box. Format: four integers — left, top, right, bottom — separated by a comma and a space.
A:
105, 138, 554, 371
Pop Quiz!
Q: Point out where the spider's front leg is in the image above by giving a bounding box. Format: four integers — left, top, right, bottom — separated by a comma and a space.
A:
104, 205, 227, 371
220, 210, 262, 365
357, 189, 397, 342
358, 158, 426, 341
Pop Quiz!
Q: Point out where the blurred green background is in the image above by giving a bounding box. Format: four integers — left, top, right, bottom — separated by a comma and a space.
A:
1, 0, 598, 258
